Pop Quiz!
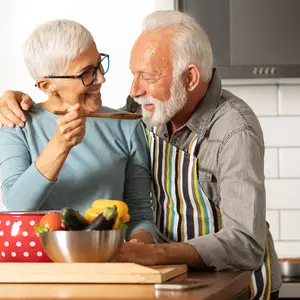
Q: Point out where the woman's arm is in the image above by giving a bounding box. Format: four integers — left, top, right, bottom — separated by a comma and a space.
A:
123, 121, 156, 243
0, 105, 86, 210
0, 127, 55, 210
35, 106, 85, 181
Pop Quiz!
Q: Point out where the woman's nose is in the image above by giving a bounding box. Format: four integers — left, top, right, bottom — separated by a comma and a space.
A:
95, 69, 105, 84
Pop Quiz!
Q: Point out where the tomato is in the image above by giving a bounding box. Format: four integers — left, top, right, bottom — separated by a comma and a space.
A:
39, 212, 64, 230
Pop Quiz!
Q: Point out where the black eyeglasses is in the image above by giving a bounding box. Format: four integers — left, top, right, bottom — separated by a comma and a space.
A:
41, 53, 110, 87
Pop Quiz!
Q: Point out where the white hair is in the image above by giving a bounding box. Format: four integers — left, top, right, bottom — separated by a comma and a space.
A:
141, 10, 213, 83
23, 20, 94, 80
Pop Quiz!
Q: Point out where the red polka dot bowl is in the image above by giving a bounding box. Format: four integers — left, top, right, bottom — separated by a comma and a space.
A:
0, 211, 57, 262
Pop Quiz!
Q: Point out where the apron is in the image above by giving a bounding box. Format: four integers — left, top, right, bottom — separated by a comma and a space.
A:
146, 128, 272, 300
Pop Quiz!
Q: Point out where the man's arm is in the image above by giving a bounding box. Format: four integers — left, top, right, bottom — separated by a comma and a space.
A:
0, 91, 34, 127
0, 92, 139, 127
116, 241, 206, 267
116, 129, 266, 270
185, 128, 266, 270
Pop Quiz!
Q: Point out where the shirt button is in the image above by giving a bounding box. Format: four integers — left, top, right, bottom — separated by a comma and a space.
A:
164, 133, 168, 138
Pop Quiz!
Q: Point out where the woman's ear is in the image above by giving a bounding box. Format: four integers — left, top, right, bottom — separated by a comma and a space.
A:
185, 64, 200, 92
36, 79, 57, 96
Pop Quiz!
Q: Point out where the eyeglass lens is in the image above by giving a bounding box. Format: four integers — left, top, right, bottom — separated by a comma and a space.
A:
82, 55, 109, 86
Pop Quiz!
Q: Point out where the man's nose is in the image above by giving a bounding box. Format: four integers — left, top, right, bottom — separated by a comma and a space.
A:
130, 77, 145, 98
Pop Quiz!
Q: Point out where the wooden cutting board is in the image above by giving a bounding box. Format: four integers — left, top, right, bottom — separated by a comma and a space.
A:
0, 263, 187, 283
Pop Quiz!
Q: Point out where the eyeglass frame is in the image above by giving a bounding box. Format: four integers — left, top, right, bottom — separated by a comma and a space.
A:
37, 53, 110, 87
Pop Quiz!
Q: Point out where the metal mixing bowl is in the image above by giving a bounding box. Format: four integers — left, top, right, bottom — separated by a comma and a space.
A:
39, 230, 126, 262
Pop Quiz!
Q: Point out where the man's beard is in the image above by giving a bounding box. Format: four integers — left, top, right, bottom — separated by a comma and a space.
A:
133, 76, 188, 127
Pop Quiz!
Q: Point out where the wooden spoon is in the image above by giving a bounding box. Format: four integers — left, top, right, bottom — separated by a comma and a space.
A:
53, 110, 142, 120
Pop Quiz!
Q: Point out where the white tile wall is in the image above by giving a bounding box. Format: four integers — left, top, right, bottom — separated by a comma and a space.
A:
274, 241, 300, 258
225, 83, 300, 258
278, 85, 300, 115
280, 211, 300, 240
258, 117, 300, 147
266, 210, 280, 241
279, 148, 300, 178
225, 85, 278, 116
265, 179, 300, 209
265, 148, 279, 178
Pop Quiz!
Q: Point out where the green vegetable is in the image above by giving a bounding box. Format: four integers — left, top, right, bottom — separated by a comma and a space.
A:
61, 207, 89, 230
118, 218, 128, 229
34, 224, 52, 233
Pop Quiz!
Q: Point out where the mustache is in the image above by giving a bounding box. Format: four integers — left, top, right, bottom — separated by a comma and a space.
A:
133, 96, 157, 105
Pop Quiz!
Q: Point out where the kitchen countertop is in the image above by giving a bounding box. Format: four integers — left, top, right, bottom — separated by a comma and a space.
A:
279, 282, 300, 298
0, 269, 250, 300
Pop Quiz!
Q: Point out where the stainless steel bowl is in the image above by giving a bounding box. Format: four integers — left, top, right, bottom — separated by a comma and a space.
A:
280, 260, 300, 278
39, 230, 126, 262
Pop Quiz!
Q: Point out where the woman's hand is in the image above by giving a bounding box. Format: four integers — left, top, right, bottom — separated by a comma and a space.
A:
35, 103, 86, 182
52, 103, 86, 152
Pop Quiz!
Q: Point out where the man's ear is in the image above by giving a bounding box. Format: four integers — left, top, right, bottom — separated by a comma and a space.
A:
185, 64, 200, 92
35, 79, 57, 96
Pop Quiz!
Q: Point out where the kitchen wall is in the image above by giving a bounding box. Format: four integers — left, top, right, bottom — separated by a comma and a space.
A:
223, 82, 300, 259
1, 0, 299, 258
0, 0, 173, 207
0, 0, 173, 109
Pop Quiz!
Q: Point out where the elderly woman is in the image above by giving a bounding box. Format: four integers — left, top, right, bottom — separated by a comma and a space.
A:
0, 20, 155, 243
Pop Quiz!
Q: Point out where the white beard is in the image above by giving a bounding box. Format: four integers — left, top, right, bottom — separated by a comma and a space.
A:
133, 77, 188, 127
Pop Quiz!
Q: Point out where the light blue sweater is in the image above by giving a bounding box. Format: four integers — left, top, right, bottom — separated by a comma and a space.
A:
0, 104, 155, 239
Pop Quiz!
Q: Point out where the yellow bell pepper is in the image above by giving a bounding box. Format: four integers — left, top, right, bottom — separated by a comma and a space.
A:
85, 199, 130, 230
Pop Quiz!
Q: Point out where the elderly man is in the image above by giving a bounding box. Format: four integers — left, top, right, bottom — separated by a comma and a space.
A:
0, 10, 281, 299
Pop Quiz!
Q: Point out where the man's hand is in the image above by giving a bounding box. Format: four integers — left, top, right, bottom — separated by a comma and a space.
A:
115, 242, 207, 268
0, 90, 33, 128
115, 243, 162, 265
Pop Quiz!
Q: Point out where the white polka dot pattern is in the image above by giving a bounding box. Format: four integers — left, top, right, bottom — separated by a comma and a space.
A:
0, 215, 51, 262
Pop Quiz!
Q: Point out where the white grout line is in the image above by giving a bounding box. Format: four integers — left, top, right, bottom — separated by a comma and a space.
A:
265, 177, 300, 180
266, 146, 300, 149
257, 115, 300, 118
276, 83, 280, 116
277, 148, 281, 178
278, 210, 281, 241
268, 209, 300, 211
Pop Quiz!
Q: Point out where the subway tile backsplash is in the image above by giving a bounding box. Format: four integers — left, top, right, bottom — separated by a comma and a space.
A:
278, 85, 300, 115
279, 148, 300, 178
225, 83, 300, 258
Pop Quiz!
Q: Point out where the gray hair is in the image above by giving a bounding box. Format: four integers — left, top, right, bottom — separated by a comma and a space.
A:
141, 10, 213, 83
23, 19, 94, 80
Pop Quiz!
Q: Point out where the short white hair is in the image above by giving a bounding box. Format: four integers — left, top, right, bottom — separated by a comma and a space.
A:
23, 19, 94, 80
141, 10, 213, 83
